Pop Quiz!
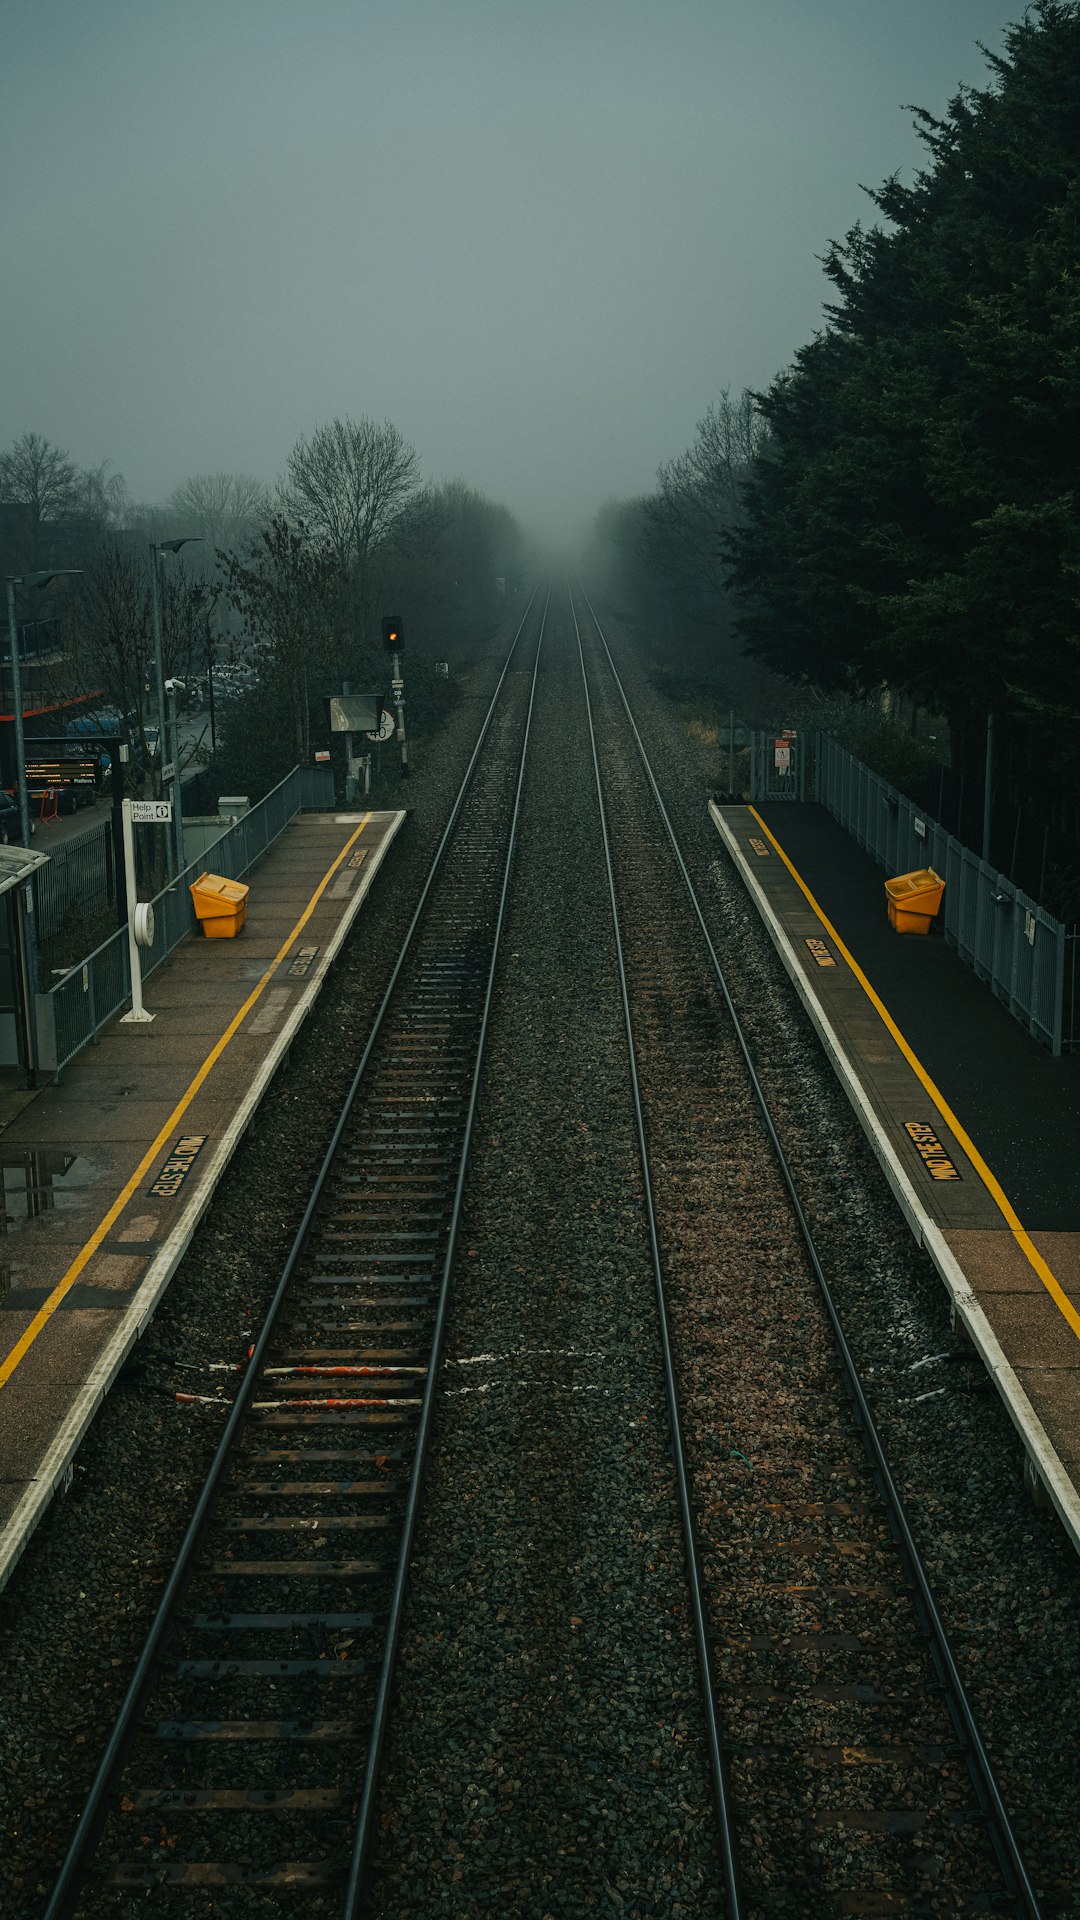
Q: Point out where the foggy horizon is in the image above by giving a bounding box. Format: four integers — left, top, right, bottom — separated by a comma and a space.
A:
4, 1, 1027, 548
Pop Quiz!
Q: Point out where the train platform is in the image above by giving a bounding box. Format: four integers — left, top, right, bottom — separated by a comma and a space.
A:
0, 806, 405, 1591
711, 799, 1080, 1555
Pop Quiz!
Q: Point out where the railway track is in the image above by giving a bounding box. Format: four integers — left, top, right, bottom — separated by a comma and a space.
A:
44, 587, 548, 1914
571, 581, 1041, 1917
38, 574, 1048, 1917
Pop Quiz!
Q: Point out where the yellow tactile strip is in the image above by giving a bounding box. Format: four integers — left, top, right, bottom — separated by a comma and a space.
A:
0, 814, 372, 1394
746, 805, 1080, 1346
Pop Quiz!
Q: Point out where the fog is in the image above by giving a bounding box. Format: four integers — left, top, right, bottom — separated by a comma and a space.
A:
3, 0, 1023, 547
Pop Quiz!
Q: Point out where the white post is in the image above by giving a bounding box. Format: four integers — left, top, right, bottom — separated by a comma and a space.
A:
119, 798, 155, 1025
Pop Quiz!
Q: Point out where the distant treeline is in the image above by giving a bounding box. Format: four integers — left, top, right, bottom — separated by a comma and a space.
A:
0, 420, 531, 803
591, 0, 1080, 914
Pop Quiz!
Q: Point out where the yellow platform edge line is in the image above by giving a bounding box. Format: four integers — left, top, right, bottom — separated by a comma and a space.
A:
747, 805, 1080, 1344
0, 812, 373, 1393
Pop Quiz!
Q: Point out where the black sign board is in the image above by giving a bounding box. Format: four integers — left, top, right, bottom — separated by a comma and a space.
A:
23, 757, 100, 792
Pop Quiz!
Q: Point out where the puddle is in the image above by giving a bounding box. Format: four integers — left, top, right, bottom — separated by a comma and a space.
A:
0, 1148, 97, 1229
0, 1151, 103, 1297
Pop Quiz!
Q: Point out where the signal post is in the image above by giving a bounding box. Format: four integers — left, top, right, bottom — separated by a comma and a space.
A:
382, 614, 408, 779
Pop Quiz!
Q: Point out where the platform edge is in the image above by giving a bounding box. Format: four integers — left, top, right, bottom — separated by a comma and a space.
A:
709, 800, 1080, 1558
0, 810, 406, 1594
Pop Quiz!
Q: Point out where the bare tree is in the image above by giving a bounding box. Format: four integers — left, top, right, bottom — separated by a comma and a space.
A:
220, 517, 343, 761
645, 390, 768, 598
77, 460, 131, 532
54, 544, 211, 793
167, 472, 272, 556
378, 479, 526, 652
283, 416, 419, 591
0, 431, 80, 568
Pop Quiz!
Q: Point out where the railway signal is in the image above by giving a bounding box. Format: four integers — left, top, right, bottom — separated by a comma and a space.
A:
382, 613, 409, 779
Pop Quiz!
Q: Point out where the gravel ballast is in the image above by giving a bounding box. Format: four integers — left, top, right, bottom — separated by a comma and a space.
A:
2, 579, 1077, 1917
590, 593, 1080, 1912
0, 620, 518, 1918
368, 595, 725, 1918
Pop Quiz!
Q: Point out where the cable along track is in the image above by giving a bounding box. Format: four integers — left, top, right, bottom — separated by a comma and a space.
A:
45, 587, 548, 1916
571, 584, 1041, 1920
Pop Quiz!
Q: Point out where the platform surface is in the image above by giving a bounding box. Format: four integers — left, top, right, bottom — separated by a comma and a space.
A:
713, 800, 1080, 1551
0, 808, 404, 1589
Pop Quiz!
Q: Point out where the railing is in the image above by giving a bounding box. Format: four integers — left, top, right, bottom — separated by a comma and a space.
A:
38, 764, 336, 1074
33, 816, 115, 943
815, 733, 1068, 1054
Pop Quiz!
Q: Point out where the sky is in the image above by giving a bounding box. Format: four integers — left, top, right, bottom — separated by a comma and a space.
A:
2, 0, 1029, 547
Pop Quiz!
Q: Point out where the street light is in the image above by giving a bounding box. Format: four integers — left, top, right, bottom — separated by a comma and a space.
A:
4, 567, 82, 1083
148, 537, 202, 880
165, 678, 187, 873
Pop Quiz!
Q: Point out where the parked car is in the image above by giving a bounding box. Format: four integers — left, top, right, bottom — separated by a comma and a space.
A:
66, 707, 125, 740
0, 791, 33, 844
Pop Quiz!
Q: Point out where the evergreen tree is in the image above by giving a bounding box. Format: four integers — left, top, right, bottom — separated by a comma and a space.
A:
726, 0, 1080, 772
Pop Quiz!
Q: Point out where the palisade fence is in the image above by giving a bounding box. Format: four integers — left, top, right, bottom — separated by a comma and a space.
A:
33, 817, 116, 943
814, 733, 1071, 1055
38, 764, 336, 1075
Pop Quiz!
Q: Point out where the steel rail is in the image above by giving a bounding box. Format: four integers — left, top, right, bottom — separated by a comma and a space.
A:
43, 584, 544, 1920
573, 579, 1043, 1920
343, 583, 549, 1911
569, 588, 744, 1920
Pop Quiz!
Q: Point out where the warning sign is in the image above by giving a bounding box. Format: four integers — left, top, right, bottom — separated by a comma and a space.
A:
149, 1134, 207, 1199
904, 1121, 961, 1182
288, 943, 320, 979
804, 936, 835, 969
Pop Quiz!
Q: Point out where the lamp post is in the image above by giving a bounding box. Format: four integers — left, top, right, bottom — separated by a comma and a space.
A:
207, 640, 217, 757
166, 678, 186, 875
148, 537, 201, 881
4, 567, 82, 1083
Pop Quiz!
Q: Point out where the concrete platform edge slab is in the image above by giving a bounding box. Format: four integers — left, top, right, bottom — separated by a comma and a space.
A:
709, 800, 1080, 1559
0, 809, 405, 1593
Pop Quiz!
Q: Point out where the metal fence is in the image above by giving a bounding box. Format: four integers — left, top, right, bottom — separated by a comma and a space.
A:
33, 817, 115, 943
815, 733, 1068, 1054
750, 731, 807, 802
38, 764, 336, 1074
